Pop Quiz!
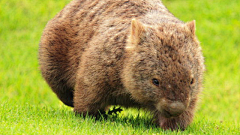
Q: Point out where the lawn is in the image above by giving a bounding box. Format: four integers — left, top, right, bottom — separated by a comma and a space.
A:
0, 0, 239, 134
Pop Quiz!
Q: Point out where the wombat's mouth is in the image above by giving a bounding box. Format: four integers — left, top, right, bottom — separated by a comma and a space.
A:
162, 110, 172, 118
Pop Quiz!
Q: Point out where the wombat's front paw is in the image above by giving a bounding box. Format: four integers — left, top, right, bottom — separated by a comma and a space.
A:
156, 115, 187, 131
159, 118, 184, 131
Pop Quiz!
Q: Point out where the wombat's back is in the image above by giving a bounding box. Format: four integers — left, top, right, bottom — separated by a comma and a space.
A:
39, 0, 182, 107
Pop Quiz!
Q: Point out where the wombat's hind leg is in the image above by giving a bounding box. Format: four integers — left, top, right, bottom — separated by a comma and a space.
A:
47, 79, 74, 107
55, 86, 74, 107
39, 43, 75, 107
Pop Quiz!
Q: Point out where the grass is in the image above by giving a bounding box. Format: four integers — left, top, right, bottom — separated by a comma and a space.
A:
0, 0, 239, 134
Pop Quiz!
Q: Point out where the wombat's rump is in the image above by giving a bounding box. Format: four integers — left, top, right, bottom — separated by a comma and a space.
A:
39, 0, 205, 130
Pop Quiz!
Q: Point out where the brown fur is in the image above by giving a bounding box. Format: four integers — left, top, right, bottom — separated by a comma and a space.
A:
39, 0, 205, 130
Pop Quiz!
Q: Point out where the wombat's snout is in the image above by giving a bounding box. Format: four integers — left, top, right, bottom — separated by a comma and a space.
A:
157, 99, 187, 118
163, 101, 186, 117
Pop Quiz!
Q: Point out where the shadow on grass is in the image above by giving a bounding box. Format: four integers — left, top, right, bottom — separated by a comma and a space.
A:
45, 107, 240, 134
73, 107, 162, 132
45, 106, 211, 133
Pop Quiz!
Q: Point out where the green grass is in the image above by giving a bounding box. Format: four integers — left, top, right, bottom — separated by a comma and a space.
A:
1, 0, 239, 134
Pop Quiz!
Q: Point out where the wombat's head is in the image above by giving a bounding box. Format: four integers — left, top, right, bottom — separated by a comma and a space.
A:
122, 19, 204, 118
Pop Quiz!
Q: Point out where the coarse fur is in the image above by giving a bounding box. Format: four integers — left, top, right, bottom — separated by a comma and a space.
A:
39, 0, 205, 130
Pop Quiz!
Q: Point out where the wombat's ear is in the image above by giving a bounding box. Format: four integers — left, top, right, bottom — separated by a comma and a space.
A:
126, 19, 146, 51
186, 20, 196, 35
128, 19, 146, 45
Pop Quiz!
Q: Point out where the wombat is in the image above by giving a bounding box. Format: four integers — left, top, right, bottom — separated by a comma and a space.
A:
39, 0, 205, 130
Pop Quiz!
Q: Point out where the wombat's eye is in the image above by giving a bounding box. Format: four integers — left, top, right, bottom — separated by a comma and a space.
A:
190, 78, 195, 85
152, 78, 160, 87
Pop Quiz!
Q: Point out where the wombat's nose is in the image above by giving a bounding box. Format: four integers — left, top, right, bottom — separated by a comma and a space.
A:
166, 101, 186, 117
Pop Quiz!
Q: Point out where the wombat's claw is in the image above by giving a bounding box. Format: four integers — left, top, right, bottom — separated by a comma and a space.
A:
107, 107, 123, 115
